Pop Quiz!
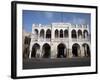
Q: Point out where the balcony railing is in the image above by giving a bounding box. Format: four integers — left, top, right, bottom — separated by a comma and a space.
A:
32, 38, 90, 42
72, 38, 90, 42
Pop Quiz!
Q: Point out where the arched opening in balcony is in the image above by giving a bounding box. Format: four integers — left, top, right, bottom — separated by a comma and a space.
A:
55, 29, 59, 38
34, 29, 38, 38
72, 29, 77, 38
78, 29, 82, 39
64, 29, 68, 38
46, 29, 51, 38
40, 29, 45, 38
83, 30, 88, 38
60, 29, 63, 38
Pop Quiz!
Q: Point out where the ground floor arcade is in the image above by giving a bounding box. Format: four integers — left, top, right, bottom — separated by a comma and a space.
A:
29, 42, 90, 59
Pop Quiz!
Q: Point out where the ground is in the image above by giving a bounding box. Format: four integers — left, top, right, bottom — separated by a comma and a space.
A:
23, 57, 90, 69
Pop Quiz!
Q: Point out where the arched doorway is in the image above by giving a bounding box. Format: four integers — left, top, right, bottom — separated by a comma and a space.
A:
42, 43, 51, 58
31, 43, 40, 58
72, 43, 80, 57
82, 43, 90, 57
57, 43, 66, 58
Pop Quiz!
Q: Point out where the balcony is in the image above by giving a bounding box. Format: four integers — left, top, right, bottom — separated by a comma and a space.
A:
72, 38, 90, 42
32, 37, 90, 42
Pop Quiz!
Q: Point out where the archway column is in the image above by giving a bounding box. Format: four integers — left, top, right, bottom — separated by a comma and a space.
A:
50, 44, 56, 58
68, 49, 73, 58
29, 50, 32, 59
81, 46, 85, 57
29, 43, 32, 59
39, 45, 42, 58
76, 31, 78, 40
44, 31, 46, 40
38, 30, 40, 41
77, 47, 81, 57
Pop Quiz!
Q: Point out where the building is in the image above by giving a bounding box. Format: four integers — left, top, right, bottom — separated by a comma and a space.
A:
23, 30, 31, 59
29, 23, 91, 59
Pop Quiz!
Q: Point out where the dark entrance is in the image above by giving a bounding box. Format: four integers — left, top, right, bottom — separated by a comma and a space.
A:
82, 43, 90, 57
57, 43, 66, 58
72, 43, 80, 57
31, 43, 40, 58
43, 43, 51, 58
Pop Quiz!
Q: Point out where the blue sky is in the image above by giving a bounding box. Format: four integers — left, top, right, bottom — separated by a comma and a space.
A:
23, 10, 91, 32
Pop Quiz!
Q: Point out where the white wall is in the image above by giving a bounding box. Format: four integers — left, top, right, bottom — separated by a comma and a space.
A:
0, 0, 99, 80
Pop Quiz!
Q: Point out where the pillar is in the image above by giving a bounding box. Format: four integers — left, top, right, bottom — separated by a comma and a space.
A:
78, 48, 81, 57
81, 46, 85, 57
44, 30, 46, 40
29, 50, 32, 59
50, 43, 56, 58
39, 45, 42, 58
68, 49, 73, 58
58, 30, 60, 38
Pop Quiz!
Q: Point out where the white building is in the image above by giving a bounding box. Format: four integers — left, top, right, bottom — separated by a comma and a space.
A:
29, 23, 91, 59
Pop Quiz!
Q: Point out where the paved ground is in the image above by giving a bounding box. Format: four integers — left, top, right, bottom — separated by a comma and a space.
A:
23, 57, 90, 69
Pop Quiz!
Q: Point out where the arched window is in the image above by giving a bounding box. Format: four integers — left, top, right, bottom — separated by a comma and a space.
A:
60, 29, 63, 38
34, 29, 38, 38
46, 29, 51, 38
71, 29, 77, 38
78, 30, 82, 39
64, 29, 68, 38
83, 30, 88, 38
40, 29, 45, 38
55, 29, 59, 38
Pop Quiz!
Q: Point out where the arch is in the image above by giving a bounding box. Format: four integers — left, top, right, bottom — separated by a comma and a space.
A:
82, 43, 90, 57
31, 43, 40, 58
40, 29, 45, 38
57, 43, 66, 58
60, 29, 63, 38
64, 29, 68, 38
78, 29, 82, 39
83, 30, 88, 38
72, 43, 80, 57
46, 29, 51, 38
55, 29, 59, 38
34, 29, 38, 38
71, 29, 77, 38
42, 43, 51, 58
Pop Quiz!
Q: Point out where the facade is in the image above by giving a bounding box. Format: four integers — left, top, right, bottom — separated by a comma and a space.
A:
29, 23, 91, 59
